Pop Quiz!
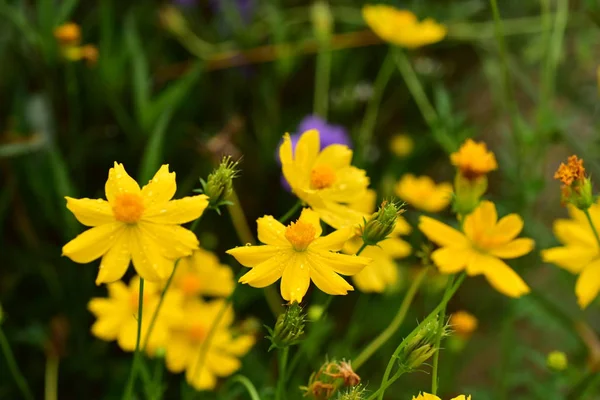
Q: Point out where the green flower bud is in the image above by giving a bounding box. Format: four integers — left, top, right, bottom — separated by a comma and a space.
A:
311, 1, 333, 42
266, 302, 306, 350
547, 351, 568, 371
452, 173, 487, 217
399, 317, 450, 371
360, 200, 404, 246
196, 156, 240, 214
337, 384, 367, 400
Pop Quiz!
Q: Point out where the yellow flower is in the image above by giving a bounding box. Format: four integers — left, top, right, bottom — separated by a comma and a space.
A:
164, 299, 254, 391
172, 248, 235, 298
419, 201, 533, 298
88, 276, 184, 354
390, 134, 414, 157
395, 174, 452, 213
227, 208, 371, 303
345, 190, 411, 293
362, 5, 447, 48
54, 22, 81, 45
412, 393, 471, 400
279, 129, 370, 229
541, 203, 600, 308
450, 139, 497, 179
62, 163, 208, 284
450, 310, 478, 339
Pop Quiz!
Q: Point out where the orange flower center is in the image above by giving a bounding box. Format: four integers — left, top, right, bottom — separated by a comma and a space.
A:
112, 193, 145, 223
180, 273, 202, 296
188, 324, 206, 342
554, 155, 585, 187
285, 221, 316, 251
310, 165, 336, 190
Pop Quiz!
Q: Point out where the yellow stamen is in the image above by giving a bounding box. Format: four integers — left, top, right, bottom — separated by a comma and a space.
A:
112, 193, 145, 223
285, 221, 316, 251
310, 165, 336, 189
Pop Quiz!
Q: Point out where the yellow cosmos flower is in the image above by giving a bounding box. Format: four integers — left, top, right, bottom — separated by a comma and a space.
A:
226, 208, 371, 303
345, 190, 412, 293
450, 139, 497, 179
395, 174, 452, 213
171, 248, 234, 298
279, 129, 370, 229
88, 276, 183, 354
419, 201, 533, 298
164, 299, 254, 391
412, 393, 471, 400
62, 163, 208, 284
541, 202, 600, 308
363, 5, 447, 48
450, 310, 478, 339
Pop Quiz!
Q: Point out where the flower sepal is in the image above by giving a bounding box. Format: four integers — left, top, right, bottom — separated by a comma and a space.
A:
452, 172, 487, 217
265, 302, 306, 351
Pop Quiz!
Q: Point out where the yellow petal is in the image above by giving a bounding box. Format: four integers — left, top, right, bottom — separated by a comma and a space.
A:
576, 260, 600, 308
490, 214, 524, 242
314, 144, 352, 170
393, 216, 412, 235
227, 335, 255, 355
451, 396, 470, 400
541, 246, 595, 274
431, 247, 471, 274
280, 254, 311, 303
95, 228, 132, 284
379, 237, 411, 259
143, 195, 208, 224
66, 197, 115, 227
352, 248, 398, 293
227, 245, 282, 267
489, 238, 534, 259
481, 256, 530, 298
554, 219, 597, 248
138, 222, 199, 259
308, 259, 353, 295
465, 250, 490, 275
419, 216, 468, 247
141, 165, 176, 207
348, 189, 377, 214
280, 134, 308, 193
90, 308, 122, 341
463, 201, 497, 239
165, 335, 191, 373
186, 363, 217, 391
106, 280, 129, 300
257, 215, 288, 245
62, 222, 124, 263
279, 133, 294, 165
116, 319, 138, 352
238, 250, 292, 287
294, 129, 320, 171
129, 228, 170, 281
311, 227, 353, 251
309, 250, 370, 276
105, 162, 141, 203
313, 201, 366, 230
207, 351, 242, 377
298, 208, 323, 237
320, 167, 369, 204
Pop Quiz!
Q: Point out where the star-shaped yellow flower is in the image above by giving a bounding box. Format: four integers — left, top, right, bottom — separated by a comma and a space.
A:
279, 129, 370, 229
363, 5, 447, 48
62, 163, 208, 284
395, 174, 453, 213
419, 201, 533, 298
171, 248, 235, 299
227, 208, 371, 303
541, 202, 600, 308
450, 139, 497, 179
412, 393, 471, 400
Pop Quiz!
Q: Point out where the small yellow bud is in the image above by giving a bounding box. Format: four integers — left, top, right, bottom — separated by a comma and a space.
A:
54, 23, 81, 45
547, 351, 568, 371
389, 134, 414, 157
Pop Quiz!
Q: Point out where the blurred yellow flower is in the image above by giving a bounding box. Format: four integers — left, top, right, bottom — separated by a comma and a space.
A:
345, 190, 411, 293
390, 134, 414, 157
395, 174, 452, 213
227, 208, 371, 303
450, 310, 478, 339
412, 394, 471, 400
541, 202, 600, 308
279, 129, 370, 229
362, 5, 446, 48
450, 139, 497, 179
165, 299, 254, 391
88, 276, 183, 354
419, 201, 533, 298
172, 248, 235, 298
54, 23, 99, 66
54, 22, 81, 45
62, 163, 208, 284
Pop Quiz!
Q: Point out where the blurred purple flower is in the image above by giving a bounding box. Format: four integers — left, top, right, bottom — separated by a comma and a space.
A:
278, 115, 352, 190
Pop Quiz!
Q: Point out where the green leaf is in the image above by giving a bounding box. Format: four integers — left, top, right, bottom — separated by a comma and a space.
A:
125, 14, 150, 130
138, 109, 174, 183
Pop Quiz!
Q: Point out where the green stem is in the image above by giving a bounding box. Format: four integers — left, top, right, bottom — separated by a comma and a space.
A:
44, 356, 58, 400
353, 267, 429, 369
279, 201, 303, 224
356, 242, 368, 256
356, 50, 395, 166
0, 327, 35, 400
431, 275, 454, 395
122, 277, 145, 400
366, 368, 405, 400
229, 375, 262, 400
228, 188, 256, 246
377, 273, 465, 400
393, 48, 438, 130
583, 209, 600, 247
314, 39, 331, 118
276, 347, 290, 400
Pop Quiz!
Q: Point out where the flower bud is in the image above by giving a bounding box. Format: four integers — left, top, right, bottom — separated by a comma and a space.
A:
360, 200, 404, 246
554, 155, 595, 210
266, 302, 306, 350
399, 317, 449, 371
452, 173, 487, 217
301, 359, 360, 399
547, 351, 568, 371
311, 1, 333, 42
197, 156, 240, 214
337, 385, 367, 400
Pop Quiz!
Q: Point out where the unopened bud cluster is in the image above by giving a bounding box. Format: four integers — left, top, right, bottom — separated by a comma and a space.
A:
554, 155, 594, 210
301, 359, 361, 400
197, 156, 240, 214
399, 317, 450, 371
360, 200, 404, 246
266, 302, 305, 350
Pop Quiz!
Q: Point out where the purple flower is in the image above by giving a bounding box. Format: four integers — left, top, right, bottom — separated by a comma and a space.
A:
278, 115, 352, 190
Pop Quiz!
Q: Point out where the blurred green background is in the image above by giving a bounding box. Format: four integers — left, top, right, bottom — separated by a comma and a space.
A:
2, 0, 600, 399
